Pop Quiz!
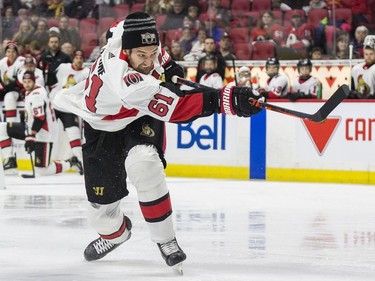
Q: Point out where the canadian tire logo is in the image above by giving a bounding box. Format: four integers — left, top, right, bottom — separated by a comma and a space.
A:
302, 118, 341, 155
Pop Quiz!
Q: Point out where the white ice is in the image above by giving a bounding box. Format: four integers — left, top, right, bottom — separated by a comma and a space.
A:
0, 174, 374, 281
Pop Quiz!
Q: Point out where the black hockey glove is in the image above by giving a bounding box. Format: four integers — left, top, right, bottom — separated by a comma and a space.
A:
164, 61, 184, 83
24, 134, 36, 154
160, 82, 186, 97
286, 91, 312, 102
347, 90, 372, 99
217, 86, 265, 117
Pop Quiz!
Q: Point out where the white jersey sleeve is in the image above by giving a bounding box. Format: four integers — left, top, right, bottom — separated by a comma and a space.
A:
265, 74, 289, 98
351, 63, 375, 97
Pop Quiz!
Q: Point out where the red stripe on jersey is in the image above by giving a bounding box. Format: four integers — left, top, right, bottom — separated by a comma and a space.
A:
55, 162, 63, 173
100, 216, 128, 240
5, 110, 17, 118
70, 139, 81, 148
139, 193, 172, 222
169, 94, 204, 122
102, 106, 139, 120
0, 138, 12, 148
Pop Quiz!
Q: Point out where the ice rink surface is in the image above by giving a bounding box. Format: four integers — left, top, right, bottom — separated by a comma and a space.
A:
0, 174, 374, 281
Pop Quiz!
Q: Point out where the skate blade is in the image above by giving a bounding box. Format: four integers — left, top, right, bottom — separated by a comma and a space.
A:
173, 263, 183, 275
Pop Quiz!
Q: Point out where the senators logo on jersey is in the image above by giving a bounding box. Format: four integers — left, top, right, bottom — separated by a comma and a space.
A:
124, 73, 143, 86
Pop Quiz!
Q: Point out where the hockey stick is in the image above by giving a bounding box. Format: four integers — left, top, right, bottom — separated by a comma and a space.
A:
21, 125, 35, 178
349, 44, 353, 90
172, 76, 349, 123
21, 152, 35, 179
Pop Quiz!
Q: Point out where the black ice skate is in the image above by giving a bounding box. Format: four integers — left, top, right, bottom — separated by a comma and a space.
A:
84, 216, 132, 261
3, 156, 18, 175
68, 156, 84, 175
157, 237, 186, 269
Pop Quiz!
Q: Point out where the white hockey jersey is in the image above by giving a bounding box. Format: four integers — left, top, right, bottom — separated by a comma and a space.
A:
24, 85, 58, 143
199, 73, 223, 89
49, 63, 90, 102
0, 56, 25, 88
263, 74, 289, 98
17, 68, 45, 87
53, 37, 210, 132
291, 76, 321, 98
351, 63, 375, 97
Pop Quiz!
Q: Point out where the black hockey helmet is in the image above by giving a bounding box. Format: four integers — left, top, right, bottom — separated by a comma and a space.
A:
297, 58, 312, 69
266, 57, 280, 68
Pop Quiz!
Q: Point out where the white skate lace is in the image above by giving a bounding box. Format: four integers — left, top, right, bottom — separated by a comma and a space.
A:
160, 239, 179, 256
93, 238, 114, 254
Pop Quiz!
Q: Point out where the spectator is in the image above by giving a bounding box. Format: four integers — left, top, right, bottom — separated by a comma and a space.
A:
30, 0, 49, 17
159, 0, 174, 14
218, 32, 236, 60
250, 11, 284, 45
283, 11, 314, 58
350, 26, 369, 58
170, 41, 185, 61
179, 25, 195, 54
37, 34, 72, 92
1, 7, 18, 40
184, 28, 207, 60
29, 11, 40, 30
289, 58, 322, 100
45, 0, 65, 18
12, 20, 34, 48
87, 32, 107, 62
198, 54, 223, 89
258, 58, 289, 99
144, 0, 161, 15
195, 36, 226, 82
61, 42, 74, 57
332, 32, 359, 59
2, 0, 23, 13
31, 19, 49, 48
302, 0, 327, 15
309, 46, 324, 59
206, 0, 230, 29
56, 15, 81, 51
349, 35, 375, 99
186, 5, 200, 30
65, 0, 95, 19
160, 0, 187, 31
202, 14, 223, 43
14, 8, 30, 31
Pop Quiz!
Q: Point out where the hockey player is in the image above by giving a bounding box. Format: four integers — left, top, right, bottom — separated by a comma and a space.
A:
0, 41, 25, 123
53, 12, 264, 270
198, 54, 223, 89
349, 35, 375, 99
17, 55, 45, 87
48, 50, 89, 168
258, 58, 289, 99
0, 71, 82, 176
289, 58, 322, 101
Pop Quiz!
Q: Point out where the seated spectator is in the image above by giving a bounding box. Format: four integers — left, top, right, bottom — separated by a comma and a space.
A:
202, 14, 223, 43
31, 19, 49, 49
350, 26, 369, 58
12, 20, 34, 48
30, 0, 49, 18
218, 32, 236, 60
332, 32, 359, 59
184, 28, 207, 61
198, 54, 223, 89
282, 11, 314, 58
14, 8, 29, 31
1, 7, 18, 41
258, 58, 289, 99
145, 0, 162, 16
195, 36, 226, 81
179, 25, 196, 54
65, 0, 95, 19
302, 0, 327, 15
57, 15, 81, 51
170, 41, 185, 61
159, 0, 174, 14
87, 32, 107, 62
206, 0, 230, 29
61, 42, 74, 57
250, 11, 284, 45
186, 5, 201, 30
309, 46, 324, 59
29, 12, 40, 30
349, 35, 375, 99
160, 0, 187, 31
46, 0, 65, 18
289, 58, 322, 100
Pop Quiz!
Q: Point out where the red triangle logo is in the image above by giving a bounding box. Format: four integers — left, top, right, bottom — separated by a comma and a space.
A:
302, 118, 341, 155
326, 76, 336, 88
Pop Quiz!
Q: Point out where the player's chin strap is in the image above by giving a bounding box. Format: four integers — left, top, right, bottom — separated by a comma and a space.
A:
171, 76, 349, 123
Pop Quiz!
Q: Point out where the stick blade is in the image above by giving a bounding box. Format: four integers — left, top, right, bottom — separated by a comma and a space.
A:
21, 174, 35, 179
311, 84, 349, 122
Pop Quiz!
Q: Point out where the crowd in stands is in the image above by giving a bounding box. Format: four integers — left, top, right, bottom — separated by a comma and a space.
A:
1, 0, 374, 63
